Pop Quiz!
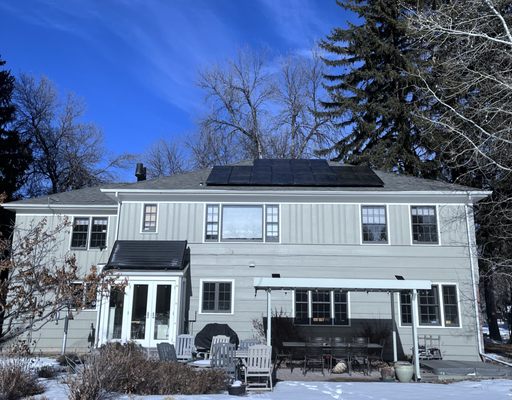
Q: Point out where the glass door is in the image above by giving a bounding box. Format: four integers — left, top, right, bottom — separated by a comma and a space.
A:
130, 284, 149, 342
152, 284, 173, 343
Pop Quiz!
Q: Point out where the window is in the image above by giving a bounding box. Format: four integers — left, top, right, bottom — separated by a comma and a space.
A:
142, 204, 157, 232
442, 285, 459, 327
361, 206, 387, 243
265, 205, 279, 242
411, 206, 438, 244
399, 284, 459, 327
205, 204, 279, 242
294, 289, 349, 326
70, 217, 108, 250
90, 218, 108, 248
205, 204, 219, 241
201, 281, 233, 313
222, 205, 263, 241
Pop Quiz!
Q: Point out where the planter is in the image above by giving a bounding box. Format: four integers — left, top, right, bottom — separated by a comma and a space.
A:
228, 384, 247, 396
394, 362, 414, 383
380, 366, 395, 382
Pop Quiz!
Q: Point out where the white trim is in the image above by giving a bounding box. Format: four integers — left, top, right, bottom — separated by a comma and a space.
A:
140, 203, 159, 234
69, 215, 109, 251
198, 278, 235, 315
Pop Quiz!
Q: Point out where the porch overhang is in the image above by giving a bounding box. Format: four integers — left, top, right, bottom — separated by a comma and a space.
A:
253, 277, 432, 292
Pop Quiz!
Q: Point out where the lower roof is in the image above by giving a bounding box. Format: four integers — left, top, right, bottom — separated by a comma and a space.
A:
104, 240, 189, 271
253, 277, 432, 292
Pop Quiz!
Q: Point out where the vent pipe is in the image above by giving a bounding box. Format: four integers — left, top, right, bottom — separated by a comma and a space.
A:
135, 163, 147, 181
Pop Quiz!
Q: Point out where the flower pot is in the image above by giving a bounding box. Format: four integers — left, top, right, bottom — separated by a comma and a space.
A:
394, 362, 414, 382
380, 366, 395, 382
228, 384, 247, 396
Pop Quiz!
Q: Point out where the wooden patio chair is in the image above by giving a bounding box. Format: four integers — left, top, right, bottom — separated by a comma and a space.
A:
239, 338, 260, 350
242, 345, 273, 391
210, 335, 230, 358
211, 342, 237, 377
176, 334, 195, 362
157, 343, 178, 362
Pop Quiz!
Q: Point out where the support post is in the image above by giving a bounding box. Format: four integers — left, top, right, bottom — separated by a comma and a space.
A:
391, 292, 398, 362
266, 289, 272, 347
411, 289, 421, 381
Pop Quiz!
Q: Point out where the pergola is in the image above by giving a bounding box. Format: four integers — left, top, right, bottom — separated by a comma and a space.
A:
254, 277, 432, 380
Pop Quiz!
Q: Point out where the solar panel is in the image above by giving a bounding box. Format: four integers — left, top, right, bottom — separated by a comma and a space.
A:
205, 160, 384, 187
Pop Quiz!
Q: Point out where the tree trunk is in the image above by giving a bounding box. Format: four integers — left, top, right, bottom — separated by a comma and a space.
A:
484, 275, 502, 341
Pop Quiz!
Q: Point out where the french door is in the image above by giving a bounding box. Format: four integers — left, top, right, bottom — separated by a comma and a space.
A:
103, 278, 179, 347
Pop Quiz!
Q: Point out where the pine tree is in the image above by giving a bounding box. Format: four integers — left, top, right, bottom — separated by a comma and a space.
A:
0, 57, 30, 201
319, 0, 438, 177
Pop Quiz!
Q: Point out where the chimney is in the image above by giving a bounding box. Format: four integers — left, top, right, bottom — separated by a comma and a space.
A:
135, 163, 147, 181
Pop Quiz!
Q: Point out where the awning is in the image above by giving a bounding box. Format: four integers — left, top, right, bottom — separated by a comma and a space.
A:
254, 277, 431, 292
104, 240, 189, 271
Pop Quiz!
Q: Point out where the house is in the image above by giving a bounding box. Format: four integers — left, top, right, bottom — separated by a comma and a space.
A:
2, 159, 489, 365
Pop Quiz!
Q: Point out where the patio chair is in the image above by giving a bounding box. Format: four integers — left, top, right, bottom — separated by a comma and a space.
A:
305, 338, 327, 375
211, 342, 237, 377
239, 338, 261, 351
176, 334, 195, 362
418, 335, 442, 360
197, 334, 230, 359
157, 342, 178, 362
350, 337, 369, 375
330, 337, 350, 374
242, 345, 273, 391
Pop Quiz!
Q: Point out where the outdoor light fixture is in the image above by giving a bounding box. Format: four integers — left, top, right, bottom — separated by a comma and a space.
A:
395, 275, 404, 280
271, 273, 280, 278
249, 262, 255, 268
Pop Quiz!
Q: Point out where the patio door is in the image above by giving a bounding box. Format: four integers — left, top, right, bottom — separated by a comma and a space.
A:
128, 281, 177, 347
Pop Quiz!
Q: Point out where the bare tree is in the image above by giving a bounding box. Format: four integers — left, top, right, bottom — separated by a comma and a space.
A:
14, 75, 133, 196
193, 48, 335, 166
144, 139, 187, 178
0, 214, 119, 345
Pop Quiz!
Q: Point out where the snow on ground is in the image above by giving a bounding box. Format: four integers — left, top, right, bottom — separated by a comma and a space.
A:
482, 322, 510, 341
34, 379, 512, 400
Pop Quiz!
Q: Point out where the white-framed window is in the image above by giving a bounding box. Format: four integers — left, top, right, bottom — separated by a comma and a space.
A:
200, 280, 234, 314
294, 289, 349, 326
142, 204, 157, 232
400, 284, 460, 327
70, 217, 108, 250
411, 206, 438, 244
361, 205, 387, 243
204, 204, 279, 242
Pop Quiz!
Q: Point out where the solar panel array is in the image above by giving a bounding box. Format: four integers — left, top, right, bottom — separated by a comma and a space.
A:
205, 159, 384, 187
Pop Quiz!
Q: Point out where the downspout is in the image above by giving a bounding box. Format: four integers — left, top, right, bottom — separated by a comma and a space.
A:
464, 194, 484, 359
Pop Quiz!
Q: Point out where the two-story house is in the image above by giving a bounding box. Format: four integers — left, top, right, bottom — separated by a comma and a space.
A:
3, 159, 489, 365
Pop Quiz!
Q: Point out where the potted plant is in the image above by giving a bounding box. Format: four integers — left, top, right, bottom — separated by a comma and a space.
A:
394, 361, 414, 382
228, 380, 247, 396
380, 365, 395, 382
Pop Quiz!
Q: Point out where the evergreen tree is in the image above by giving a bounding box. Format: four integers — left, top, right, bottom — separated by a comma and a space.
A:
319, 0, 438, 177
0, 57, 30, 201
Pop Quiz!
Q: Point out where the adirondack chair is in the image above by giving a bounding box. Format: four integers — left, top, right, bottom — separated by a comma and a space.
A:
242, 345, 273, 391
239, 338, 260, 351
157, 343, 178, 362
210, 335, 230, 358
210, 342, 237, 377
176, 334, 195, 362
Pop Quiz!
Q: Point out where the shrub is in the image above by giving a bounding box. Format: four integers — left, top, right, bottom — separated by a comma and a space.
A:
67, 343, 228, 397
0, 359, 44, 400
56, 353, 83, 367
37, 365, 57, 379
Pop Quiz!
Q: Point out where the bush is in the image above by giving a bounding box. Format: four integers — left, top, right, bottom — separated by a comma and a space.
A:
56, 353, 83, 367
0, 359, 44, 400
67, 343, 228, 398
37, 365, 57, 379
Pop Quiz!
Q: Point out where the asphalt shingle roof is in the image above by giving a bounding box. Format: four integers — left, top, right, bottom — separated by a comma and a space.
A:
4, 162, 481, 207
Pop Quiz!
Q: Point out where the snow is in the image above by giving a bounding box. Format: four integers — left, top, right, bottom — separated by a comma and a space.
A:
32, 379, 512, 400
482, 321, 510, 341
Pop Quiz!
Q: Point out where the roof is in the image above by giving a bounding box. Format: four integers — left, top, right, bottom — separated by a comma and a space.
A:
253, 277, 432, 292
104, 240, 189, 271
3, 160, 487, 208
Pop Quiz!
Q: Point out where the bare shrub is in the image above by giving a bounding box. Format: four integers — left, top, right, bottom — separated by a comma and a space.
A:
67, 343, 227, 397
0, 359, 44, 400
56, 353, 83, 367
37, 365, 57, 379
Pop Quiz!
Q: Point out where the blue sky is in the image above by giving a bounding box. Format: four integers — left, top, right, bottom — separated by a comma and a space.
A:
0, 0, 350, 167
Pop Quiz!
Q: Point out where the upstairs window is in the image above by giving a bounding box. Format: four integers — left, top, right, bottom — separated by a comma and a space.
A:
142, 204, 157, 232
411, 206, 438, 244
71, 218, 89, 249
361, 206, 387, 243
90, 218, 108, 248
294, 289, 349, 326
71, 217, 109, 250
205, 204, 279, 242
